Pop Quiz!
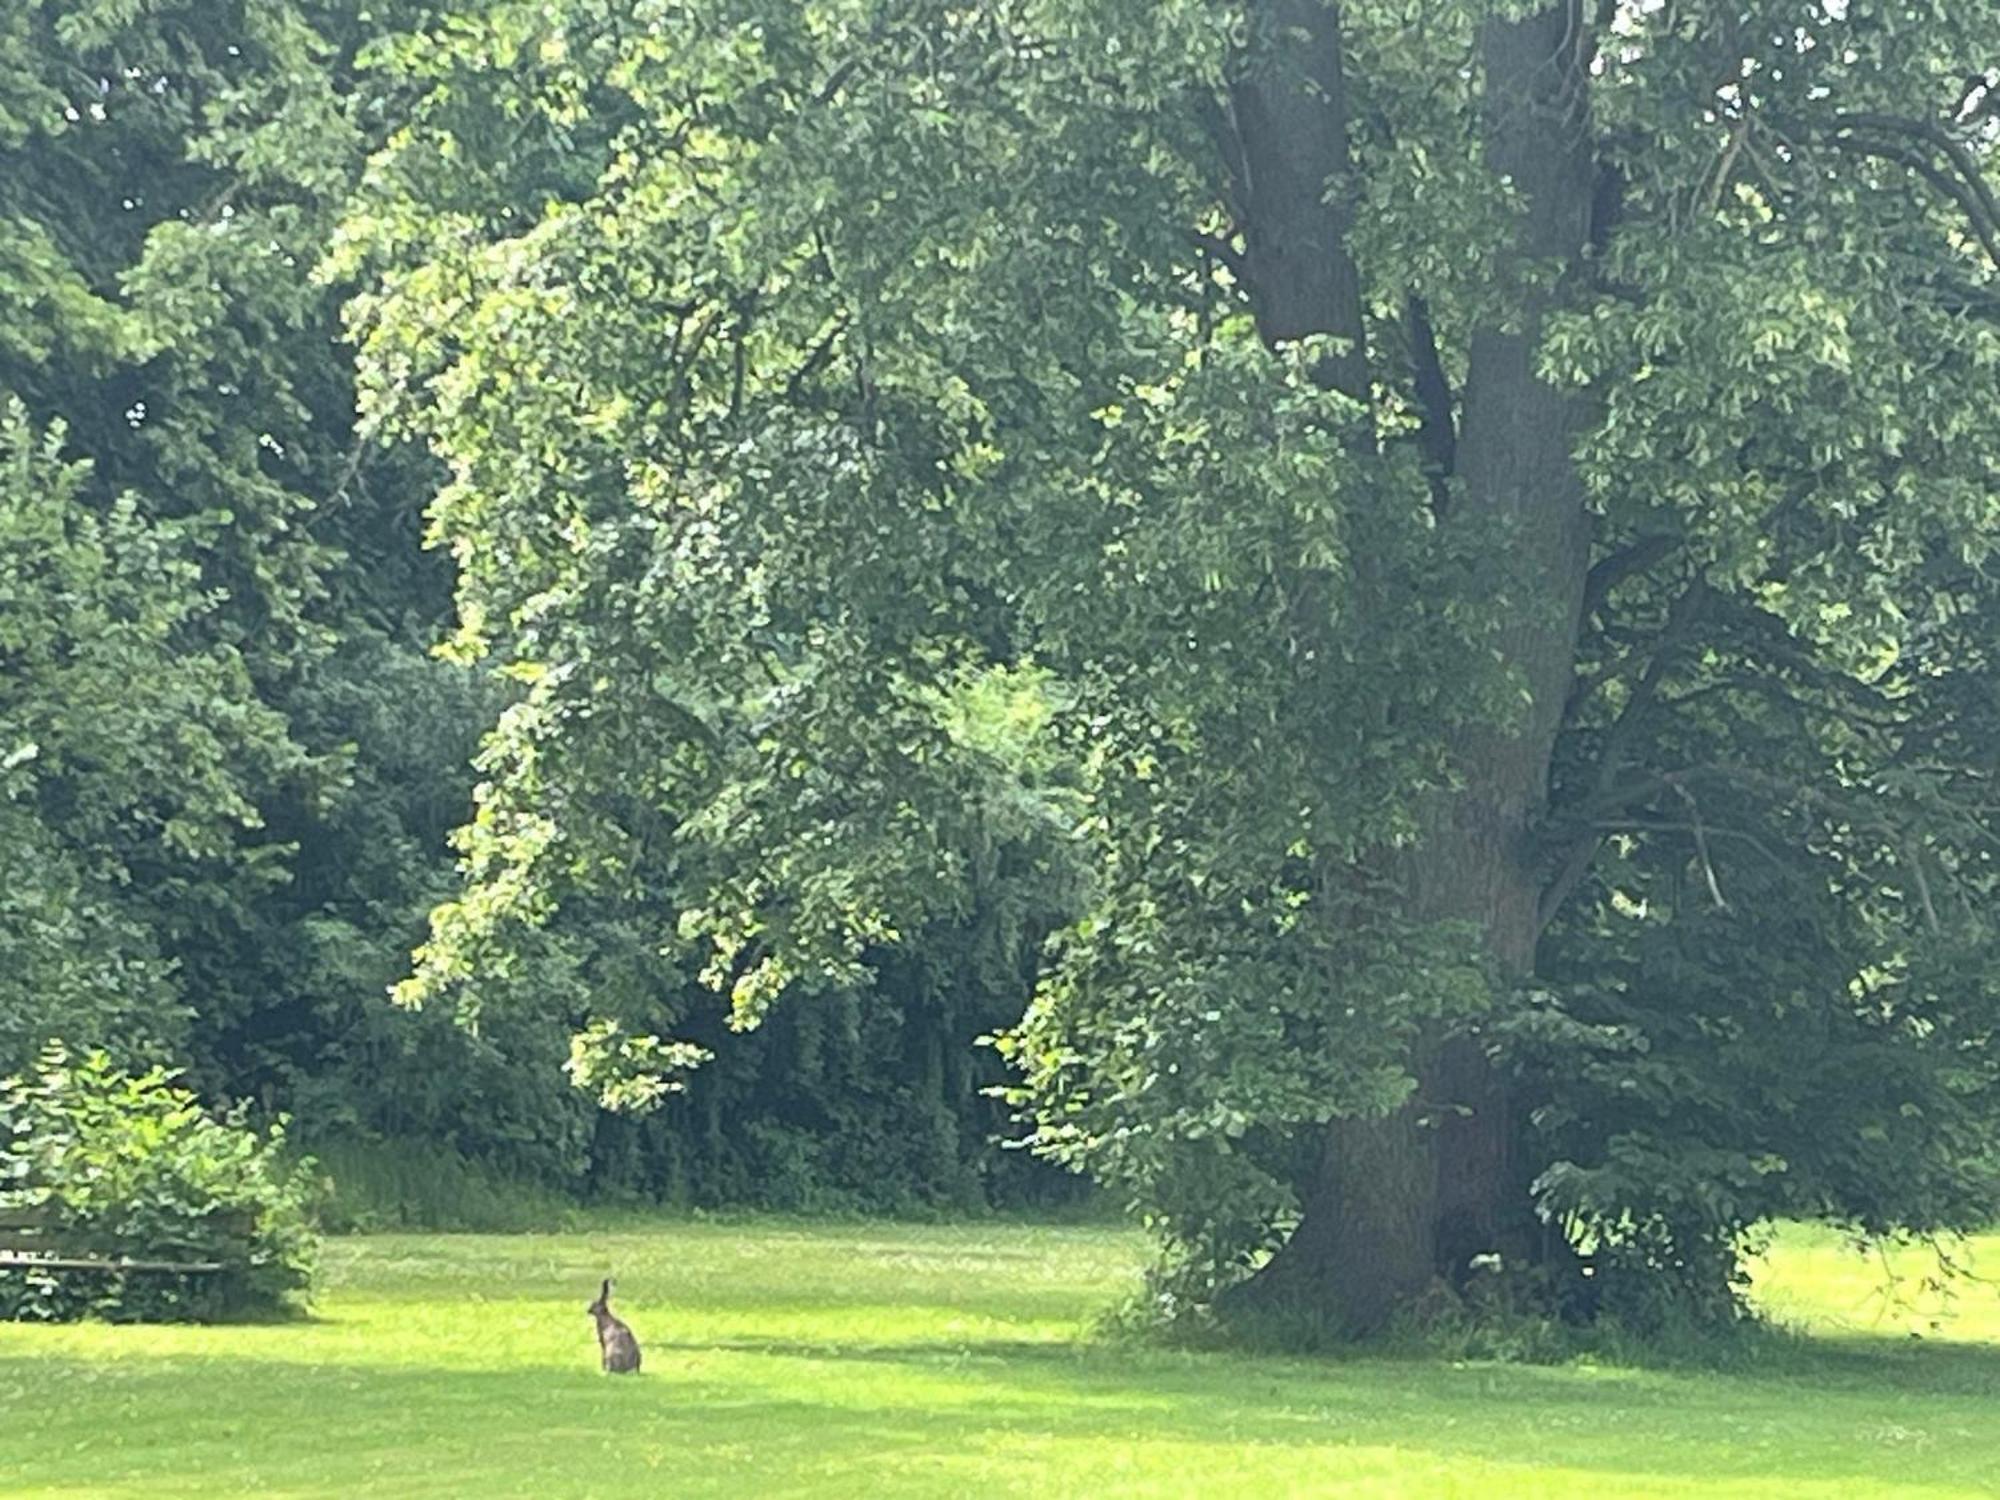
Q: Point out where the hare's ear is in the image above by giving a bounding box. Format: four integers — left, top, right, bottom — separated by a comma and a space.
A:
601, 1278, 612, 1300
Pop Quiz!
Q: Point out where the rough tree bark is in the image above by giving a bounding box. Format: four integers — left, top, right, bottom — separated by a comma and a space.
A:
1222, 0, 1599, 1333
1227, 0, 1369, 395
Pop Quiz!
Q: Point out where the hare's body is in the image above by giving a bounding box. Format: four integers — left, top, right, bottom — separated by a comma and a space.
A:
588, 1280, 642, 1374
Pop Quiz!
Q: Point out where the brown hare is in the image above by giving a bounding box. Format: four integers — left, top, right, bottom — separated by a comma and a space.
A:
587, 1278, 642, 1374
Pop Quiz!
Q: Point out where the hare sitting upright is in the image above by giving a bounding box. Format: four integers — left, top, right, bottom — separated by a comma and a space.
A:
587, 1278, 642, 1374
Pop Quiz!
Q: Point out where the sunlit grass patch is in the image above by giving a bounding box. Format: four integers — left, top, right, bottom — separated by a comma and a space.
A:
4, 1219, 1999, 1497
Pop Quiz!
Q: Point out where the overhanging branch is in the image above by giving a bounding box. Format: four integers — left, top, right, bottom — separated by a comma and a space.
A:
1580, 534, 1679, 621
1830, 113, 2000, 270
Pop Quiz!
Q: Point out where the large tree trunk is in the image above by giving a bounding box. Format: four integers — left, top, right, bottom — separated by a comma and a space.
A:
1225, 1, 1598, 1334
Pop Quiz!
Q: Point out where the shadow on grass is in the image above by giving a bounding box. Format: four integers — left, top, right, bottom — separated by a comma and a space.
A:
8, 1327, 2000, 1497
1769, 1332, 2000, 1398
647, 1323, 2000, 1398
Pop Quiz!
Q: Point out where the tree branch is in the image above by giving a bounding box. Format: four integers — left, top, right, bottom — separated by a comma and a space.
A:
782, 313, 851, 402
1403, 293, 1456, 516
1580, 534, 1679, 621
1907, 841, 1943, 934
1586, 817, 1798, 889
811, 56, 863, 106
728, 293, 758, 423
1833, 111, 2000, 230
1673, 782, 1728, 909
1702, 113, 1753, 216
1830, 117, 2000, 270
1540, 576, 1707, 929
1228, 0, 1371, 403
1188, 228, 1253, 287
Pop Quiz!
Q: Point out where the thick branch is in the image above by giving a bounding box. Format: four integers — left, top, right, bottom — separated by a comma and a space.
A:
1833, 112, 2000, 229
1539, 577, 1707, 929
1830, 118, 2000, 270
1580, 534, 1679, 621
1226, 0, 1370, 402
1659, 673, 1904, 732
1403, 292, 1457, 514
1445, 0, 1597, 935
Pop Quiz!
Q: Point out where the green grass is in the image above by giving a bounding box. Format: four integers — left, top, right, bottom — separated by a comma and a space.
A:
5, 1219, 2000, 1497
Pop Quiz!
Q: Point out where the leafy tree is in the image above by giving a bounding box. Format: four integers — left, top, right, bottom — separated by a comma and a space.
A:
3, 0, 1061, 1223
0, 0, 357, 1065
338, 0, 2000, 1333
0, 400, 292, 1066
0, 1, 488, 1125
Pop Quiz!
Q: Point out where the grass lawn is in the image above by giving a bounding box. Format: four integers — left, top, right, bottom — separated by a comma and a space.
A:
5, 1219, 2000, 1497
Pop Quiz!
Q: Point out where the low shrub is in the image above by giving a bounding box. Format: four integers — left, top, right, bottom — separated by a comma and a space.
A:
0, 1044, 319, 1322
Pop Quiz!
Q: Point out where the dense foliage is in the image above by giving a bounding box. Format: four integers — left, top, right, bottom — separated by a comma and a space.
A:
0, 0, 1061, 1247
0, 0, 391, 1078
0, 399, 274, 1068
0, 1045, 318, 1321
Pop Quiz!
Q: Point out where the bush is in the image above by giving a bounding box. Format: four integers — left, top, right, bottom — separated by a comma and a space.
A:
0, 1045, 319, 1322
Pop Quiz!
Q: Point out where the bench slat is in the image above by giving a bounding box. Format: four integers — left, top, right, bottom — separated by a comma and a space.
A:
0, 1253, 225, 1273
1, 1202, 246, 1277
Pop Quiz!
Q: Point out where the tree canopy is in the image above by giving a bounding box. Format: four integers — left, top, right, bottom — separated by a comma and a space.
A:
339, 0, 2000, 1330
1, 0, 1071, 1219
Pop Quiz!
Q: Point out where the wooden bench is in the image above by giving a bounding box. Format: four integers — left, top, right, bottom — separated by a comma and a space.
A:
0, 1206, 228, 1276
